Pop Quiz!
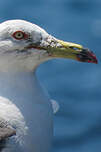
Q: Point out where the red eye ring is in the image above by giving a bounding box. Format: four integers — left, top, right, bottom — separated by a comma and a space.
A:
12, 31, 29, 40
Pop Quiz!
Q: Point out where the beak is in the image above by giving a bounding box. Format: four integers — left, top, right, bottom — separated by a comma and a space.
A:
27, 36, 98, 64
45, 39, 98, 64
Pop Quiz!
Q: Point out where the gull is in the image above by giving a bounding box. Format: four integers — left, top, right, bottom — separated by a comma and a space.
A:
0, 20, 97, 152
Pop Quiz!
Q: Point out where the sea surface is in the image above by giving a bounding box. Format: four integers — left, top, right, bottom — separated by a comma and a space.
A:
0, 0, 101, 152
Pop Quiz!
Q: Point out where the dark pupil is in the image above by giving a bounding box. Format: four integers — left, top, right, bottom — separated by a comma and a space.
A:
17, 33, 23, 37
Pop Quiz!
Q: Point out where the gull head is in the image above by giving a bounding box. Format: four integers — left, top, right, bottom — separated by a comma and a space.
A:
0, 20, 98, 72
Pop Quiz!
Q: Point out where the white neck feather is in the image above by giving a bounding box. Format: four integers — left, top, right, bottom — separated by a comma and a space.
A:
0, 68, 53, 151
0, 49, 51, 73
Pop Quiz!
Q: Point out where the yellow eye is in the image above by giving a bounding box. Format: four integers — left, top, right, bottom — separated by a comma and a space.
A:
12, 31, 28, 40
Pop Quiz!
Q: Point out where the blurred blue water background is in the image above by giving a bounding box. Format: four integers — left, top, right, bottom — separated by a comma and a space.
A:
0, 0, 101, 152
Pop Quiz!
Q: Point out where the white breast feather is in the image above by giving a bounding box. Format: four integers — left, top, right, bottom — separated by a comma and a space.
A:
0, 96, 28, 145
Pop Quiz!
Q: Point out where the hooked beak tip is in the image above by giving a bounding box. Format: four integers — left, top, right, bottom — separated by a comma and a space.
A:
76, 48, 98, 64
88, 51, 98, 64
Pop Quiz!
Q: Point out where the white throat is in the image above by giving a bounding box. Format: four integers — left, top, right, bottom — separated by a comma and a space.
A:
0, 70, 51, 100
0, 48, 50, 73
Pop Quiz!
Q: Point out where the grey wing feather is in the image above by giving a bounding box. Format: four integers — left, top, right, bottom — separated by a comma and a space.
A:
0, 127, 16, 141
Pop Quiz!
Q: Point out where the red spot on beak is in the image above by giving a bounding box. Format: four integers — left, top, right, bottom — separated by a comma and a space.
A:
87, 52, 98, 64
76, 48, 98, 64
